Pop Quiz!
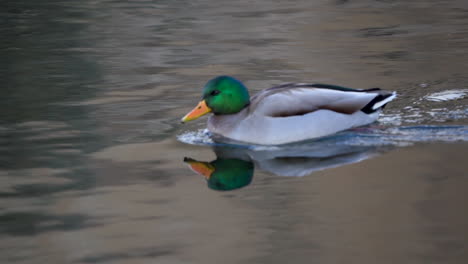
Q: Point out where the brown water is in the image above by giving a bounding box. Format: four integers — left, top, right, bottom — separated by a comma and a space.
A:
1, 0, 468, 263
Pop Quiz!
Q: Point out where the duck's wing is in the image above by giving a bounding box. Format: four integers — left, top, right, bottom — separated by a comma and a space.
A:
249, 83, 396, 117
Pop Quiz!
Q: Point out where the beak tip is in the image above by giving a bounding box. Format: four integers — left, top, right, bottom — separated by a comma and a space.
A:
183, 157, 194, 163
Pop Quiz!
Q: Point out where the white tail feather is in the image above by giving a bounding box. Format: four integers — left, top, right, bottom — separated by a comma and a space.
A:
372, 92, 397, 110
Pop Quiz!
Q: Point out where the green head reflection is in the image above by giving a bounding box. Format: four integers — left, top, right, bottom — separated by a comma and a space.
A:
184, 157, 254, 191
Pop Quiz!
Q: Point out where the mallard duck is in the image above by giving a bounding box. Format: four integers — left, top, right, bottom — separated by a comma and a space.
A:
181, 76, 396, 145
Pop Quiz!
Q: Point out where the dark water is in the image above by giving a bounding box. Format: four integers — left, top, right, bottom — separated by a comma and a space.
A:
2, 0, 468, 263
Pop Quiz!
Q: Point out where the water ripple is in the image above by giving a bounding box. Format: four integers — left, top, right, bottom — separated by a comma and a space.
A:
177, 125, 468, 150
424, 89, 468, 102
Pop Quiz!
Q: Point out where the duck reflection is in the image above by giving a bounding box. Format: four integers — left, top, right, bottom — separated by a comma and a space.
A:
184, 157, 254, 191
184, 139, 388, 191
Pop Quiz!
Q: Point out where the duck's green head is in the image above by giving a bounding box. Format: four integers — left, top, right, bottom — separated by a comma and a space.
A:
181, 76, 250, 122
184, 157, 254, 191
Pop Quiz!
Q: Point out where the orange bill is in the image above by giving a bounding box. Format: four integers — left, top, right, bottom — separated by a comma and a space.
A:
184, 158, 215, 179
181, 100, 212, 123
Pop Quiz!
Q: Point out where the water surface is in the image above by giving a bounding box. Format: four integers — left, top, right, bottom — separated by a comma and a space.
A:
1, 0, 468, 263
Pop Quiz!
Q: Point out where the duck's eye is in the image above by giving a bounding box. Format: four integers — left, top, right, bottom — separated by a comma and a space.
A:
210, 90, 220, 96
